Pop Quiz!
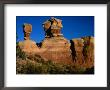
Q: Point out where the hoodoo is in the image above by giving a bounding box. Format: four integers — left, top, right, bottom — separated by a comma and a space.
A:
18, 23, 40, 53
41, 17, 73, 64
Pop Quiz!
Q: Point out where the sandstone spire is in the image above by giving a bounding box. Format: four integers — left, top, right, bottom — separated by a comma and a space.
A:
18, 23, 40, 53
42, 17, 63, 38
23, 23, 32, 40
41, 17, 73, 64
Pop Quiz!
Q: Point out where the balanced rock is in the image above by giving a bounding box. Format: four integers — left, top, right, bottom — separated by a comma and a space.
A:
40, 17, 73, 64
23, 23, 32, 40
18, 23, 40, 53
42, 17, 63, 38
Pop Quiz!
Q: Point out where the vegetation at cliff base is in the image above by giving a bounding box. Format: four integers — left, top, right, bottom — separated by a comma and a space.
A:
16, 47, 94, 74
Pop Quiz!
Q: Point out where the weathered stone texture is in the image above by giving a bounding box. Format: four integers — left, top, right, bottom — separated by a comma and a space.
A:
42, 17, 63, 38
18, 40, 40, 53
70, 36, 94, 68
39, 37, 73, 64
23, 23, 32, 40
18, 23, 40, 53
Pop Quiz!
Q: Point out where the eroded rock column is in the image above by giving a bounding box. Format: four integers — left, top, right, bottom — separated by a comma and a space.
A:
18, 23, 40, 53
41, 17, 73, 64
23, 23, 32, 40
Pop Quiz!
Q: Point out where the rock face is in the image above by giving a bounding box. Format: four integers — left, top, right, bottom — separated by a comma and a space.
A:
82, 36, 94, 68
70, 38, 84, 64
70, 36, 94, 68
18, 40, 40, 53
40, 37, 73, 64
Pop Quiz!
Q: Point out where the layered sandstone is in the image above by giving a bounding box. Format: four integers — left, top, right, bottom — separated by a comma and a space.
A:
40, 17, 73, 64
18, 40, 40, 53
40, 37, 73, 64
70, 36, 94, 68
17, 17, 94, 69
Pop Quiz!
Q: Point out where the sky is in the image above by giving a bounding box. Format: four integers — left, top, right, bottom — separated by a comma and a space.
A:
16, 16, 94, 43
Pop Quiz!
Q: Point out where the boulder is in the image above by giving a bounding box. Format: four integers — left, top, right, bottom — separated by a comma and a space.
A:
42, 17, 63, 38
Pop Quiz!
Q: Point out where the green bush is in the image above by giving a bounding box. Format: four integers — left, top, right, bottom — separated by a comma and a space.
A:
16, 52, 93, 74
16, 59, 89, 74
16, 43, 26, 60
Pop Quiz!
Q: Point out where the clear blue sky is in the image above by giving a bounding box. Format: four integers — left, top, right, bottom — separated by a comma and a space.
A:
16, 16, 94, 43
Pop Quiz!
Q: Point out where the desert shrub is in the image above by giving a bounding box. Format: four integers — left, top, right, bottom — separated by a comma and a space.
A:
72, 65, 86, 74
16, 54, 93, 74
16, 43, 26, 60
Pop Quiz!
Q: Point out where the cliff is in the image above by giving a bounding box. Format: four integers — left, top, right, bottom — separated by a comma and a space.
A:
39, 37, 73, 64
70, 36, 94, 68
18, 36, 94, 69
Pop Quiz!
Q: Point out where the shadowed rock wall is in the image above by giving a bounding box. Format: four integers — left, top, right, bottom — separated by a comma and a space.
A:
70, 36, 94, 68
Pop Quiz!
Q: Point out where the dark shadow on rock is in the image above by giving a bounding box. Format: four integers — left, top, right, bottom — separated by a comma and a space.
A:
36, 42, 42, 48
70, 40, 76, 62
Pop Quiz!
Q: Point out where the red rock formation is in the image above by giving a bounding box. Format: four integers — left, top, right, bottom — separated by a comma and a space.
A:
82, 36, 94, 68
42, 17, 63, 38
17, 18, 94, 69
70, 36, 94, 68
39, 17, 73, 64
18, 40, 40, 53
23, 23, 32, 40
40, 37, 73, 64
70, 38, 84, 64
18, 23, 40, 53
